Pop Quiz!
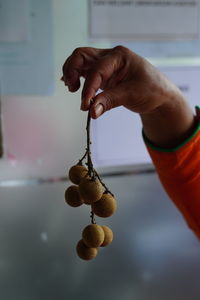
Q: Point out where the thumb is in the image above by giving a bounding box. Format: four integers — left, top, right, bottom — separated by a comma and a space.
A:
90, 89, 121, 119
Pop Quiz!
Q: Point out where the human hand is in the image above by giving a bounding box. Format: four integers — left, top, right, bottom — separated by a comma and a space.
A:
62, 46, 184, 119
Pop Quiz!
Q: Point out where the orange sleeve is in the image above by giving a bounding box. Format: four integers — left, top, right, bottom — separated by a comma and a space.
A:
143, 112, 200, 238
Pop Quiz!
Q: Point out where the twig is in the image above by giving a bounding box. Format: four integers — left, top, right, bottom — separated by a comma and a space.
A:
90, 210, 96, 224
94, 169, 114, 197
78, 149, 88, 164
86, 105, 96, 224
86, 109, 95, 179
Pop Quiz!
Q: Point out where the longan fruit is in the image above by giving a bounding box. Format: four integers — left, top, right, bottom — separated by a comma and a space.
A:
64, 185, 84, 207
82, 224, 105, 248
92, 193, 117, 217
68, 164, 88, 184
100, 226, 113, 247
76, 239, 98, 260
79, 177, 104, 204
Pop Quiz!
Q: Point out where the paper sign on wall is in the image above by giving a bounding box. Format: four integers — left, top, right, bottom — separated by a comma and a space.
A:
0, 0, 54, 96
0, 0, 30, 42
89, 0, 200, 40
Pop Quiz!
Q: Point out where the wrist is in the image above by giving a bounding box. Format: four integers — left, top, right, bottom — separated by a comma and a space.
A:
140, 97, 196, 148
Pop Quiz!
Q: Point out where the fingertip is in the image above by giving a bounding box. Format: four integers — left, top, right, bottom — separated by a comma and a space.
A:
80, 105, 88, 112
81, 96, 94, 111
68, 85, 77, 92
80, 100, 89, 111
68, 80, 81, 92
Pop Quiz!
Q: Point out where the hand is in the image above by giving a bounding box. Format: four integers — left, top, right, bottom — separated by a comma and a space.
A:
62, 46, 184, 119
62, 46, 195, 148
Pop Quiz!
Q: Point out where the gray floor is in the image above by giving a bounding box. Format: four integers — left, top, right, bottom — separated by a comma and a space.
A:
0, 172, 199, 300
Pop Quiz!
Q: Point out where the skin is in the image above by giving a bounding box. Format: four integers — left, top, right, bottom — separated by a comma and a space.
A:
62, 46, 197, 148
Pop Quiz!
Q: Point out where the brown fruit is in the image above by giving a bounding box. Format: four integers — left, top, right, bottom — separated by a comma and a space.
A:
82, 224, 105, 248
79, 177, 104, 204
101, 226, 113, 247
76, 239, 98, 260
68, 165, 88, 184
64, 185, 83, 207
92, 193, 117, 217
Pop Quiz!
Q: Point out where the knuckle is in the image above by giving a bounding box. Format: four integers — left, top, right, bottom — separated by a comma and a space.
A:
113, 45, 129, 55
104, 94, 114, 111
72, 47, 83, 56
72, 47, 90, 57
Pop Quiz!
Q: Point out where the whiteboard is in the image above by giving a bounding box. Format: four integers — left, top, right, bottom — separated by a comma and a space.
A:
92, 65, 200, 168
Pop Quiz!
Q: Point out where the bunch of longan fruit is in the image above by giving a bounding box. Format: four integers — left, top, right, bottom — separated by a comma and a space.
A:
64, 110, 117, 260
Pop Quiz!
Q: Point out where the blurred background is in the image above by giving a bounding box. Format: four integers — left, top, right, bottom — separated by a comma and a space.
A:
0, 0, 200, 299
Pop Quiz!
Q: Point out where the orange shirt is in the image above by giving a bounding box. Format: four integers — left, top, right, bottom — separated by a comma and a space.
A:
143, 110, 200, 238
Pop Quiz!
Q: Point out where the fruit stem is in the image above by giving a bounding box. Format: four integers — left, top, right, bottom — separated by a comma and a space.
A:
86, 103, 97, 225
85, 103, 114, 196
94, 169, 114, 197
90, 210, 96, 224
86, 108, 94, 179
78, 150, 88, 164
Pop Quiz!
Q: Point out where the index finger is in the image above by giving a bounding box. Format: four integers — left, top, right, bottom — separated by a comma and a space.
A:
62, 47, 107, 92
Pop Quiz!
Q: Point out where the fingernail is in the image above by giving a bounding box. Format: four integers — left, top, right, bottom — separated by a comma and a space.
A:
94, 103, 104, 118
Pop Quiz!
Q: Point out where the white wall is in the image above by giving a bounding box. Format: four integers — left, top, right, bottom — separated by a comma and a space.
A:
0, 0, 111, 181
